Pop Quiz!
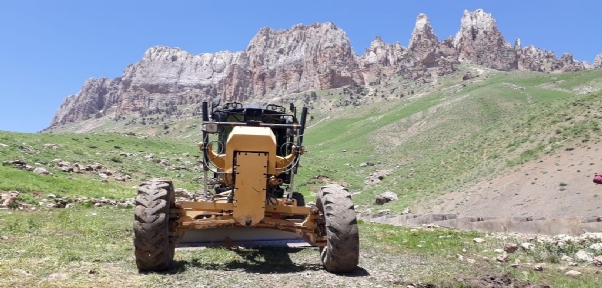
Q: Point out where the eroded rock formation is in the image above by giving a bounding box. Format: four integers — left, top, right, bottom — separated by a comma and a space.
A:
49, 9, 601, 129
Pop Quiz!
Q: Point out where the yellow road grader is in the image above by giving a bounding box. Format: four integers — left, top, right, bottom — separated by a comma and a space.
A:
133, 101, 359, 273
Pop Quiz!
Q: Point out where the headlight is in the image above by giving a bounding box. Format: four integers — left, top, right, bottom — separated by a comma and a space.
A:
202, 123, 218, 133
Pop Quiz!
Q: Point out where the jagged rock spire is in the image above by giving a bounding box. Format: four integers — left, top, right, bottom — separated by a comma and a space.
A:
594, 54, 602, 69
409, 13, 438, 51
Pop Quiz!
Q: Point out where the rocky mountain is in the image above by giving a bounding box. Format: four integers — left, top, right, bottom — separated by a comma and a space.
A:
594, 54, 602, 68
49, 9, 600, 129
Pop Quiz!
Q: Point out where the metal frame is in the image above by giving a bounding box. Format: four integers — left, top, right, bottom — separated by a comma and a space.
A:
169, 101, 323, 247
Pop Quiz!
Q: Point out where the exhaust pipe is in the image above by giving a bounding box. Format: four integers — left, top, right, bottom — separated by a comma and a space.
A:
202, 102, 209, 200
287, 106, 308, 200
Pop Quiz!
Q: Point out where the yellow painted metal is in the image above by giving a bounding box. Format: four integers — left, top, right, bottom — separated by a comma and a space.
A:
202, 126, 299, 179
232, 151, 267, 226
183, 125, 326, 246
176, 201, 311, 215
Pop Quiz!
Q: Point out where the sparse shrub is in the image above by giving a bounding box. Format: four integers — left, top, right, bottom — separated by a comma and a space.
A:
110, 156, 123, 163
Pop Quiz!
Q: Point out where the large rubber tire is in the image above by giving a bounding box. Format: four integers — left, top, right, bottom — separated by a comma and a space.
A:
316, 184, 359, 273
134, 179, 176, 271
292, 192, 305, 206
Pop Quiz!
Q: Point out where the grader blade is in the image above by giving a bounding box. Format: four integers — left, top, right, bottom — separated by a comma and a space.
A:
177, 227, 310, 248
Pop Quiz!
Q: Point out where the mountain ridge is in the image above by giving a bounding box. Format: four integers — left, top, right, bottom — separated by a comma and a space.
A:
48, 9, 602, 130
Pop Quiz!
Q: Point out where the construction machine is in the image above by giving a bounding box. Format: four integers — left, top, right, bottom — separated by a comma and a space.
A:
133, 101, 359, 273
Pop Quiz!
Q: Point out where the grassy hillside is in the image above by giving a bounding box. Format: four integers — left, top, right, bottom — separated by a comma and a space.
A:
3, 66, 602, 287
3, 65, 602, 212
295, 67, 602, 212
0, 132, 204, 200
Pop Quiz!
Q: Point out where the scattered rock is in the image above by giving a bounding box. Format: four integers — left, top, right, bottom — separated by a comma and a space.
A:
57, 161, 71, 167
359, 162, 375, 167
496, 252, 509, 262
574, 250, 593, 262
375, 191, 398, 205
473, 238, 485, 243
33, 167, 50, 175
565, 270, 581, 276
364, 169, 392, 185
561, 255, 573, 262
520, 243, 534, 250
60, 166, 74, 173
0, 191, 19, 208
0, 143, 8, 148
589, 243, 602, 251
377, 209, 390, 215
504, 243, 518, 253
462, 71, 474, 81
592, 255, 602, 266
43, 143, 59, 149
533, 264, 543, 271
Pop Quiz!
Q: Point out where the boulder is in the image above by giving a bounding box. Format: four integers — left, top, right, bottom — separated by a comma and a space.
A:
375, 191, 398, 205
504, 243, 518, 253
33, 167, 50, 175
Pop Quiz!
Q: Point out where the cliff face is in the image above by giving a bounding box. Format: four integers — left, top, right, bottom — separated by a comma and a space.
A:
453, 9, 517, 70
245, 23, 362, 96
49, 9, 601, 128
115, 47, 247, 116
51, 77, 121, 125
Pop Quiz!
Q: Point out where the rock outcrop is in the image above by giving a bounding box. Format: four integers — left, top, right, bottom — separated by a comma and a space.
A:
48, 10, 601, 129
594, 54, 602, 69
453, 9, 517, 70
51, 78, 121, 125
115, 46, 247, 116
245, 23, 361, 95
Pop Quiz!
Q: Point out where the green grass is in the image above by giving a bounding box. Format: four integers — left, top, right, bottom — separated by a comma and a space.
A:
294, 67, 602, 212
0, 132, 205, 198
4, 66, 602, 212
0, 166, 132, 199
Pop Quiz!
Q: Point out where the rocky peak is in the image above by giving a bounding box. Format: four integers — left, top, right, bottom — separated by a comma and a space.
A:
49, 11, 600, 130
453, 9, 498, 47
594, 54, 602, 69
453, 9, 516, 70
360, 36, 406, 68
245, 22, 359, 94
51, 77, 121, 125
409, 13, 438, 51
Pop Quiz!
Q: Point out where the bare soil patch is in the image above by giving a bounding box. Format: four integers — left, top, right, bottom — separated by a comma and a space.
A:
422, 145, 602, 218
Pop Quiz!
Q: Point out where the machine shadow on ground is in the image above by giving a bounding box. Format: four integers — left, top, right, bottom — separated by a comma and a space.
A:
166, 247, 370, 276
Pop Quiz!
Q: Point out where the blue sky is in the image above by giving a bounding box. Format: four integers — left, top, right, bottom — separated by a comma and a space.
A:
0, 0, 601, 133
